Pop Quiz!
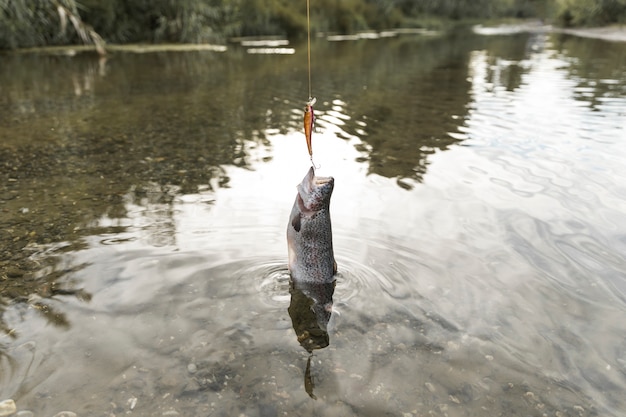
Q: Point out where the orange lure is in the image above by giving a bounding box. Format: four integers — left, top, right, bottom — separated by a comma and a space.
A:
303, 98, 316, 157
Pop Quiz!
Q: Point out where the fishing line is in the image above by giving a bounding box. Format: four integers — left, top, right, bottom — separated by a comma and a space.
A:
306, 0, 312, 101
305, 0, 316, 168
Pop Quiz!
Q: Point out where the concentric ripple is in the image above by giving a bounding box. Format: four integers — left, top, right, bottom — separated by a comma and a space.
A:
251, 259, 292, 307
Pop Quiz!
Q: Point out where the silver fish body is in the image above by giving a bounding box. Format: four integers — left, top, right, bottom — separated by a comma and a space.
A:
287, 167, 336, 284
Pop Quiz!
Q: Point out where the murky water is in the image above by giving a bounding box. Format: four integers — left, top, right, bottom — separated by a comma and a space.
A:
1, 28, 626, 416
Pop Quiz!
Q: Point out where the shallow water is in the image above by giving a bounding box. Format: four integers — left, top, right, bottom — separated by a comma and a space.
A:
1, 28, 626, 416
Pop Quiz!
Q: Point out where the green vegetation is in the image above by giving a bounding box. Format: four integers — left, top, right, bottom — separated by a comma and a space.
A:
554, 0, 626, 26
1, 0, 625, 51
0, 0, 104, 51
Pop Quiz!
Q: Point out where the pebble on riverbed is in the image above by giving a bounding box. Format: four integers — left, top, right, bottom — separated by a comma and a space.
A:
0, 400, 17, 417
187, 363, 198, 374
51, 412, 77, 417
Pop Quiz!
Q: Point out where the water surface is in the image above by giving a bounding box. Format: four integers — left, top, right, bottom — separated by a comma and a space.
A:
1, 29, 626, 416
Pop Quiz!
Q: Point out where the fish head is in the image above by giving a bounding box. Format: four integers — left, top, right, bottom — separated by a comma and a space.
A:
297, 167, 334, 212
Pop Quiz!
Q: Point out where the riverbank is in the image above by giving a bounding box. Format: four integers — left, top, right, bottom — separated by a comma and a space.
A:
474, 21, 626, 42
3, 22, 625, 57
560, 25, 626, 42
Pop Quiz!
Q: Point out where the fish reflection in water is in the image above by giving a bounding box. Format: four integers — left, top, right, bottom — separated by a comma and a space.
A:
288, 280, 336, 399
288, 280, 336, 352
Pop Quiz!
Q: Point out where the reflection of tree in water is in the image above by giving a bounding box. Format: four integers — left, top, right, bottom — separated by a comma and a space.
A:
551, 34, 626, 110
0, 54, 244, 336
285, 31, 481, 187
301, 31, 543, 187
121, 182, 180, 247
288, 280, 335, 399
0, 257, 92, 338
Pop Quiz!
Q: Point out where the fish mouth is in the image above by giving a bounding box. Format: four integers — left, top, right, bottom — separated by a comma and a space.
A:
298, 167, 334, 212
309, 174, 334, 198
314, 176, 333, 186
303, 167, 334, 191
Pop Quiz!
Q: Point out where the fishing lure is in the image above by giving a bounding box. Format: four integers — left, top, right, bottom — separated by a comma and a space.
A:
303, 97, 316, 158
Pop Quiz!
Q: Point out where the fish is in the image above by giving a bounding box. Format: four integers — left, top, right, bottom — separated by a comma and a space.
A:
303, 97, 316, 157
287, 166, 336, 284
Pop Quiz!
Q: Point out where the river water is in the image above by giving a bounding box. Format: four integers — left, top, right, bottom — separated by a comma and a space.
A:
1, 27, 625, 416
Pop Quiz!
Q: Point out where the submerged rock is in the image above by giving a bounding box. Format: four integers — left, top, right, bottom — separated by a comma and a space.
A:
51, 412, 77, 417
0, 399, 17, 417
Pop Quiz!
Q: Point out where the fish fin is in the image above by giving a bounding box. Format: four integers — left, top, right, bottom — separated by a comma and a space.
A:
292, 213, 301, 232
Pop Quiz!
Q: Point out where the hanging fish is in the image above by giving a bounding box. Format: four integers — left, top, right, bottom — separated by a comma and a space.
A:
303, 97, 316, 157
287, 166, 336, 284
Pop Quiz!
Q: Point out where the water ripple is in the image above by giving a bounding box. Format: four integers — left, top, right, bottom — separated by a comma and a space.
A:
253, 260, 292, 307
503, 212, 626, 307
